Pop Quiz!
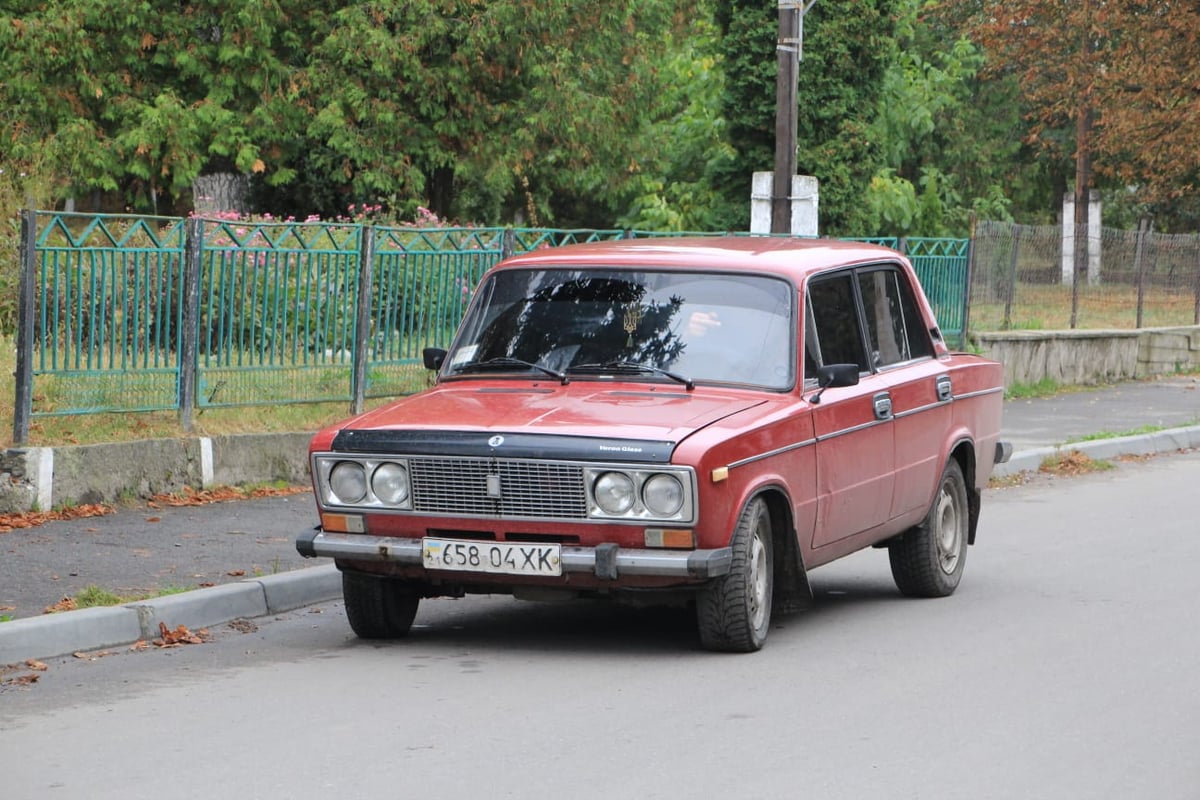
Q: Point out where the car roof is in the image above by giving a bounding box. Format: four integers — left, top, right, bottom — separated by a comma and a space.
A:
495, 236, 907, 283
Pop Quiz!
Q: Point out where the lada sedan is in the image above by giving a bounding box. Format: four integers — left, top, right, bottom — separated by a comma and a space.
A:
297, 237, 1010, 651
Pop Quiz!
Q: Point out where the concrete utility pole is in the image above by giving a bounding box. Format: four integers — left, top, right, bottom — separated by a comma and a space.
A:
771, 1, 817, 234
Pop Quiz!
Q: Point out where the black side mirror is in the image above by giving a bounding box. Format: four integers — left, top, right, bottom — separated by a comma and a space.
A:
809, 363, 859, 405
423, 347, 447, 371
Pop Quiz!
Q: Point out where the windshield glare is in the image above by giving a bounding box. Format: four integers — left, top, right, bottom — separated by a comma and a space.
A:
446, 268, 796, 389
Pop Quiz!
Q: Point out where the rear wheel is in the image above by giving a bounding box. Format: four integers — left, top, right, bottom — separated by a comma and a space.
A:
342, 570, 420, 639
697, 497, 774, 652
889, 459, 968, 597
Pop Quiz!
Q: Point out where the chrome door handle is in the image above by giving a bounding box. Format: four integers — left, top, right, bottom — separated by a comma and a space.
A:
936, 374, 952, 402
873, 391, 893, 420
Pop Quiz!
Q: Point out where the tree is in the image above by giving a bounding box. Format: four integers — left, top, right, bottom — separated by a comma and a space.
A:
712, 0, 899, 235
0, 1, 315, 213
1, 1, 686, 225
948, 1, 1200, 229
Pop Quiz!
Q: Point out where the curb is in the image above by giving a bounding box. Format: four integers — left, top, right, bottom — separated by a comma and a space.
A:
0, 564, 341, 665
993, 424, 1200, 478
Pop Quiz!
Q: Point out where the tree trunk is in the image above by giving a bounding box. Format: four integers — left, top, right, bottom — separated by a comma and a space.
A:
193, 173, 250, 215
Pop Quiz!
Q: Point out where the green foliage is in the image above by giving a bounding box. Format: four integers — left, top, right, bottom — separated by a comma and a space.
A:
861, 0, 1025, 235
616, 15, 739, 231
712, 0, 899, 235
0, 155, 55, 336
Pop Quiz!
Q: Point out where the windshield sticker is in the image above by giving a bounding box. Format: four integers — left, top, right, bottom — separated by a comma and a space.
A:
450, 344, 478, 366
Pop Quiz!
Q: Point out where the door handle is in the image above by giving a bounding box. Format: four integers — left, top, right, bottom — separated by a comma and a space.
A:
873, 391, 893, 420
936, 374, 953, 402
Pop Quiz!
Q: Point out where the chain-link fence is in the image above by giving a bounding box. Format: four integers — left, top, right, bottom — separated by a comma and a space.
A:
970, 220, 1200, 331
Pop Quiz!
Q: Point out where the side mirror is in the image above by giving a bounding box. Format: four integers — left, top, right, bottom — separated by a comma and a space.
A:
809, 363, 859, 405
423, 347, 447, 371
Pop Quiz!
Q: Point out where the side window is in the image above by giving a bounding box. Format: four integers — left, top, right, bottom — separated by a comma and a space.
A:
805, 273, 868, 379
856, 267, 933, 368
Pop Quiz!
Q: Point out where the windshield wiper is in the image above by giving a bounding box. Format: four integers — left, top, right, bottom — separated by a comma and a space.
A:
455, 357, 569, 385
569, 361, 694, 391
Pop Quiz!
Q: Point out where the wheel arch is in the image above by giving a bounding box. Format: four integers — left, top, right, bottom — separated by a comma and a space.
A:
752, 484, 814, 613
947, 438, 981, 545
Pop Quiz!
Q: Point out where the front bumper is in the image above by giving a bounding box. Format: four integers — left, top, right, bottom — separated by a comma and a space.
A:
296, 529, 733, 581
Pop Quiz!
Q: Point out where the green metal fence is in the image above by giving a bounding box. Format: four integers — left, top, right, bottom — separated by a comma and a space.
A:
12, 212, 969, 443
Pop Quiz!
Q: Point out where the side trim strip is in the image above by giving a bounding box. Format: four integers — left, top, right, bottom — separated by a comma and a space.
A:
727, 437, 817, 469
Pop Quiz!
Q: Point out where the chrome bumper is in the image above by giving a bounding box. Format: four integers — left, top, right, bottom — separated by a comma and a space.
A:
296, 530, 733, 580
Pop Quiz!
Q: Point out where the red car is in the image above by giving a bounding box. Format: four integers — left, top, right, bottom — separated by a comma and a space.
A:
297, 237, 1009, 651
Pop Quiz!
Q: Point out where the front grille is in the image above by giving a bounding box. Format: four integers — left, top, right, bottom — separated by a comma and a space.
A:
409, 457, 588, 519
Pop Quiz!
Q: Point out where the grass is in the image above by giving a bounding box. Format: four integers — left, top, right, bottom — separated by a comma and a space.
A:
1005, 377, 1067, 400
58, 583, 190, 612
971, 282, 1199, 331
1068, 424, 1169, 443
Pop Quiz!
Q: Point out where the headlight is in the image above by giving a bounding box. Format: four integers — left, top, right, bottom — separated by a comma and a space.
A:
642, 473, 684, 517
329, 461, 367, 504
593, 472, 636, 515
371, 462, 410, 506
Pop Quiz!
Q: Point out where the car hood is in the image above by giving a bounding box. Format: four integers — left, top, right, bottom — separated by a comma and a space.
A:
319, 381, 768, 461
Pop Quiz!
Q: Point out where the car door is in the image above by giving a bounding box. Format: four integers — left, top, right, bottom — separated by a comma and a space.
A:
854, 266, 948, 520
805, 270, 896, 549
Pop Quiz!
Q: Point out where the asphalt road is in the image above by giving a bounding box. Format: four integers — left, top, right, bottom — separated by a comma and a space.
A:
2, 450, 1198, 799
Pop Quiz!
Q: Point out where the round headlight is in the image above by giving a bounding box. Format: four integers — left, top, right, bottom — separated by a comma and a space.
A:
642, 473, 684, 517
593, 472, 636, 515
371, 462, 410, 506
329, 461, 367, 504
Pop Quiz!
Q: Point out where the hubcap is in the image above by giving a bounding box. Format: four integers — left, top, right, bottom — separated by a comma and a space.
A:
748, 522, 769, 629
934, 482, 962, 574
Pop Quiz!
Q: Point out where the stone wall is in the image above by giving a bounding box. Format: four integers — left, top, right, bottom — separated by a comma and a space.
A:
974, 326, 1200, 388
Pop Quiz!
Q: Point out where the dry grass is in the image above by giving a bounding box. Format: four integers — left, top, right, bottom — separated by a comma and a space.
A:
970, 283, 1199, 331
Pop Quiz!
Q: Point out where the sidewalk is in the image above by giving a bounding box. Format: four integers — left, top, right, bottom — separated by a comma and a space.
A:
3, 375, 1198, 664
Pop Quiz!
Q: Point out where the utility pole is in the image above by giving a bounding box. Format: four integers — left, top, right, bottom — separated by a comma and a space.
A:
771, 1, 817, 235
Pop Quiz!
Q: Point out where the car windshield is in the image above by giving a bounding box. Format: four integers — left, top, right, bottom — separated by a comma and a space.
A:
444, 268, 795, 389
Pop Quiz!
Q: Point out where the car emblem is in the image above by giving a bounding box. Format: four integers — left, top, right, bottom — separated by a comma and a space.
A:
488, 435, 505, 448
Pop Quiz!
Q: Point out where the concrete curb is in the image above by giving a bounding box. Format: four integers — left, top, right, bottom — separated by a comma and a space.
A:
0, 564, 341, 665
993, 424, 1200, 478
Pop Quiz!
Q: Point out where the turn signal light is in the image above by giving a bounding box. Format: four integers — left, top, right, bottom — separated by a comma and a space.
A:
644, 528, 695, 549
321, 512, 365, 533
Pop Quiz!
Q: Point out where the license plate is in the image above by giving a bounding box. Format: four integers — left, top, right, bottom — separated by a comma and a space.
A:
421, 538, 562, 577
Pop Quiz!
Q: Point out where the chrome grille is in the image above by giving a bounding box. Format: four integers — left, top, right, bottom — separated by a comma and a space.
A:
409, 457, 588, 519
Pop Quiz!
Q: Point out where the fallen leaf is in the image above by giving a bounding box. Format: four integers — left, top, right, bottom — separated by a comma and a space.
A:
145, 516, 161, 523
73, 650, 115, 660
0, 605, 15, 612
0, 503, 115, 533
226, 569, 245, 577
129, 640, 150, 651
1, 673, 39, 686
154, 621, 209, 646
25, 659, 48, 671
44, 597, 77, 614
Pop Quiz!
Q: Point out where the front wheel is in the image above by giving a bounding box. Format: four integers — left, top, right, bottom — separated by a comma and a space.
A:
342, 570, 420, 639
889, 458, 969, 597
696, 497, 774, 652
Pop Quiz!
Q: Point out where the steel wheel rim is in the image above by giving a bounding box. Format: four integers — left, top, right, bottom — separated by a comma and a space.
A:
934, 482, 962, 574
748, 520, 769, 629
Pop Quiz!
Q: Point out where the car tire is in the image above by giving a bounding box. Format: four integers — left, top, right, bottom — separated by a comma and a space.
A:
889, 458, 968, 597
697, 497, 774, 652
342, 570, 420, 639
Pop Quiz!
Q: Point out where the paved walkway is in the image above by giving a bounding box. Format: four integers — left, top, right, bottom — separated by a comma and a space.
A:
2, 375, 1198, 664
